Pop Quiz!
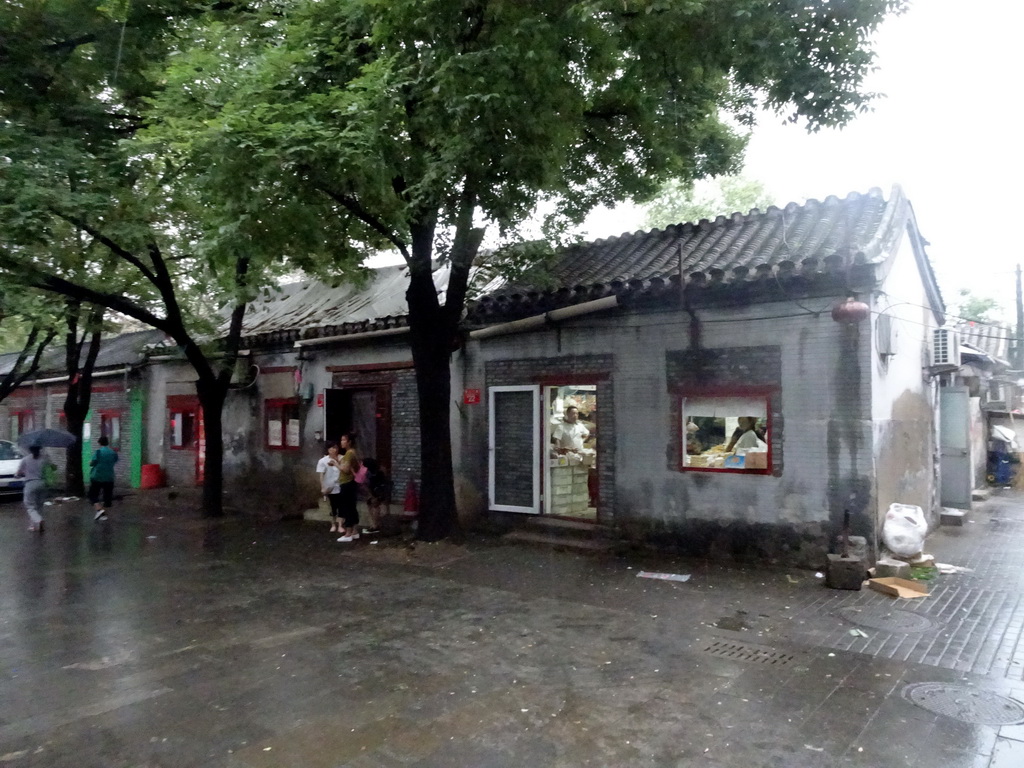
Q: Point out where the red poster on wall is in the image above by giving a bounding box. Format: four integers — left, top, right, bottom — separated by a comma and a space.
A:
463, 388, 481, 405
316, 393, 324, 407
195, 407, 205, 486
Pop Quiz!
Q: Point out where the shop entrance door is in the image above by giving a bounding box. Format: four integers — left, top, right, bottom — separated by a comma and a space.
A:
544, 384, 598, 521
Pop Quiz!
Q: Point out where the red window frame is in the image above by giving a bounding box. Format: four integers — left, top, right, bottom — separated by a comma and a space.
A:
678, 388, 773, 475
265, 398, 301, 450
169, 409, 196, 450
10, 410, 34, 440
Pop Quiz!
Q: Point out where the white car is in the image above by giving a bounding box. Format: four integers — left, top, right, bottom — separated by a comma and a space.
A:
0, 440, 25, 496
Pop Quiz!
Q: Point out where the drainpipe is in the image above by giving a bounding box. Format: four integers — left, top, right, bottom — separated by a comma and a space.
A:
469, 296, 619, 341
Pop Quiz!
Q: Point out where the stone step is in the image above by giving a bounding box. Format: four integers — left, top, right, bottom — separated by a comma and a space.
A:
940, 508, 966, 526
502, 530, 613, 552
522, 516, 613, 537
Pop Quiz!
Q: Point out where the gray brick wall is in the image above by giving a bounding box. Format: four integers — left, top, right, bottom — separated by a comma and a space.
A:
1, 384, 136, 490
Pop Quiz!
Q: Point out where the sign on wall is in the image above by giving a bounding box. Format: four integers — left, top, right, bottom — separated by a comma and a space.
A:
463, 388, 481, 405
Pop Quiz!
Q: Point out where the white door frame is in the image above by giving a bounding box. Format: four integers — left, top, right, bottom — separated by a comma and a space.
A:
488, 385, 540, 513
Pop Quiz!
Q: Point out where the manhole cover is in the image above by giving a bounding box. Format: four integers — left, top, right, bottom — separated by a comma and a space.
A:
838, 606, 936, 633
702, 639, 795, 667
902, 683, 1024, 725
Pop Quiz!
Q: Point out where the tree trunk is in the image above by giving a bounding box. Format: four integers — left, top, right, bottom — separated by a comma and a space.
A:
196, 377, 227, 517
63, 404, 87, 495
406, 267, 458, 542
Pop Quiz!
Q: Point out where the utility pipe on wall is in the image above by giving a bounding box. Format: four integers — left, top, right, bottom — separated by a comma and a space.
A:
469, 296, 619, 341
293, 326, 410, 349
29, 366, 133, 386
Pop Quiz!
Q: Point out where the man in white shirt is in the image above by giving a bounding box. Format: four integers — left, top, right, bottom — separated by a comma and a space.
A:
552, 406, 590, 453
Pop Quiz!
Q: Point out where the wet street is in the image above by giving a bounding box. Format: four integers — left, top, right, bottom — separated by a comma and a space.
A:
3, 489, 1024, 767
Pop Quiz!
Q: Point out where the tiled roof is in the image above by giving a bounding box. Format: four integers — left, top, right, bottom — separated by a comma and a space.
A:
957, 321, 1014, 366
235, 264, 450, 346
470, 185, 922, 321
0, 329, 166, 378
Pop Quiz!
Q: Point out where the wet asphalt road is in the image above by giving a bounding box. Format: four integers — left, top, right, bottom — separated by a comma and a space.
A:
2, 489, 1024, 767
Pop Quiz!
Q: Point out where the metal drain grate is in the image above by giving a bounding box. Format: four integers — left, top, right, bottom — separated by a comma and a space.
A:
702, 639, 796, 667
903, 683, 1024, 725
838, 606, 937, 633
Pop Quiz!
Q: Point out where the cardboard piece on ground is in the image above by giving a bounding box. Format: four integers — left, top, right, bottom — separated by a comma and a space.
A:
868, 577, 929, 599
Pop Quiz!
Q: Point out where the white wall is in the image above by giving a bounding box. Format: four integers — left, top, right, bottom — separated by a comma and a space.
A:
870, 228, 940, 524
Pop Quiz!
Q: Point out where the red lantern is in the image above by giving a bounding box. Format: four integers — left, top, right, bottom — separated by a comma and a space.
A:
831, 296, 870, 324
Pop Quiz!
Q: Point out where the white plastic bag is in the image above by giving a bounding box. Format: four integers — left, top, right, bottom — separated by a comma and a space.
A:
882, 503, 927, 557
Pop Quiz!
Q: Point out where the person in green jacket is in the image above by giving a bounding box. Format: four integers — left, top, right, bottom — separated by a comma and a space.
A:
89, 436, 119, 522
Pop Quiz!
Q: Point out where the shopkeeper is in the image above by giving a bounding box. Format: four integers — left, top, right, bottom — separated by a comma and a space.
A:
552, 405, 590, 453
726, 416, 766, 453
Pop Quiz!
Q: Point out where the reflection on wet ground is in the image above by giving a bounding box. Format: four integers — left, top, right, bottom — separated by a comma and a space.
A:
1, 489, 1023, 766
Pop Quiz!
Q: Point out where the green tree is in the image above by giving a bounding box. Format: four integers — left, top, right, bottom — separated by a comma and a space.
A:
954, 289, 1003, 325
144, 0, 905, 539
0, 291, 61, 403
643, 175, 777, 230
0, 1, 301, 515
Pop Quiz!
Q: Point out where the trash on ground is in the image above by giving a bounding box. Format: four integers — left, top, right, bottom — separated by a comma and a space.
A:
814, 572, 824, 579
936, 563, 973, 575
909, 565, 938, 581
848, 629, 869, 637
804, 745, 825, 752
867, 576, 929, 599
43, 501, 53, 506
637, 571, 690, 582
786, 575, 799, 584
882, 503, 927, 557
909, 553, 935, 567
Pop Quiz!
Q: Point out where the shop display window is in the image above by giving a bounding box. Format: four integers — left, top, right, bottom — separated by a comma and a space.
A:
681, 394, 770, 473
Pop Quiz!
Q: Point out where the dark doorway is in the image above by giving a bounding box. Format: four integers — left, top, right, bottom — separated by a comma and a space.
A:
324, 386, 392, 474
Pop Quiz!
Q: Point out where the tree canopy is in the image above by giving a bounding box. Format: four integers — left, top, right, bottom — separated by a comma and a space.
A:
643, 175, 778, 230
2, 0, 907, 532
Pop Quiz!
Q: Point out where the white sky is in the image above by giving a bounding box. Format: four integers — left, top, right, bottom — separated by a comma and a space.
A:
580, 1, 1024, 321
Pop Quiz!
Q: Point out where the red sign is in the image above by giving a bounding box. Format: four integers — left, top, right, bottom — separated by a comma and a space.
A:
463, 388, 481, 405
316, 393, 324, 407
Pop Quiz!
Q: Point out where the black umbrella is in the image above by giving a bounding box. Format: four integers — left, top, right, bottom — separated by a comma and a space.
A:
17, 428, 77, 449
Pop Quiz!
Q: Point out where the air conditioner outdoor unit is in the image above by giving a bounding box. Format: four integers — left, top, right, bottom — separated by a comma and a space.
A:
931, 327, 961, 368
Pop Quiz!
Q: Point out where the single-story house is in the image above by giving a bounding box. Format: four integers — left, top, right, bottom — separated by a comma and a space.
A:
55, 184, 956, 567
140, 265, 455, 517
0, 329, 164, 488
457, 185, 946, 565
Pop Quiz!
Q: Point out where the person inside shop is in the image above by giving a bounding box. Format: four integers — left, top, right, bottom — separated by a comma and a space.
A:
726, 416, 766, 453
552, 405, 590, 454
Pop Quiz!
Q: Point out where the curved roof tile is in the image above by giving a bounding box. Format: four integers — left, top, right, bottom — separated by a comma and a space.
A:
471, 186, 913, 320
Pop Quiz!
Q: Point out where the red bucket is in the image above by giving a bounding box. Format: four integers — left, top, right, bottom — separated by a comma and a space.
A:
140, 464, 164, 489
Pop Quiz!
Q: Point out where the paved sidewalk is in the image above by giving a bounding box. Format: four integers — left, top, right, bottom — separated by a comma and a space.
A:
1, 489, 1024, 766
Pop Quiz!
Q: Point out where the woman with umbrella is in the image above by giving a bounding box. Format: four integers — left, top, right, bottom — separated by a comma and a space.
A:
15, 428, 76, 533
16, 445, 54, 533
